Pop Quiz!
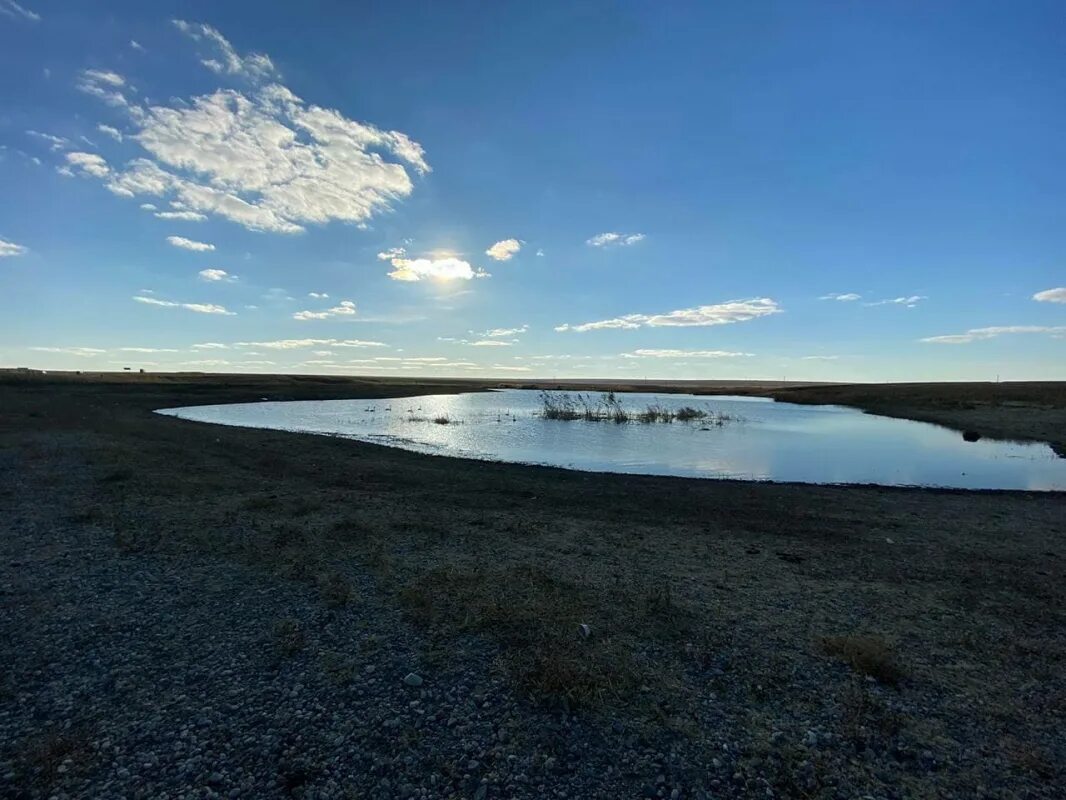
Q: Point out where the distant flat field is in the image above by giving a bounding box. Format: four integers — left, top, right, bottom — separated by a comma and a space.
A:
1, 375, 1064, 797
4, 370, 1065, 452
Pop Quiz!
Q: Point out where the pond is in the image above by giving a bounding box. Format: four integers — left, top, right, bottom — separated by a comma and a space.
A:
157, 390, 1066, 491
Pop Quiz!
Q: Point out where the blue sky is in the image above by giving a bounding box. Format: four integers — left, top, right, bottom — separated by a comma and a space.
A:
1, 0, 1063, 380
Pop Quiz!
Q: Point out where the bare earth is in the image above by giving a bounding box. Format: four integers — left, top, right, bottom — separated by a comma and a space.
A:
1, 374, 1064, 799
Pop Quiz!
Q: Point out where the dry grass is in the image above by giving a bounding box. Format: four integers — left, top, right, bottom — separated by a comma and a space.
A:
821, 634, 903, 686
316, 570, 353, 608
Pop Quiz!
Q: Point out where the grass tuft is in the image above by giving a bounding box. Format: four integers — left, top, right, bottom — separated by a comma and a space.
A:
821, 634, 902, 686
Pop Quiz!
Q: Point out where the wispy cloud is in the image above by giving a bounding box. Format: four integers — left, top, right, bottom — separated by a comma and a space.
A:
130, 39, 145, 52
864, 295, 926, 308
920, 325, 1066, 344
1033, 287, 1066, 304
29, 346, 104, 357
819, 292, 861, 301
476, 324, 528, 338
801, 355, 840, 361
76, 69, 128, 107
198, 268, 236, 282
63, 151, 110, 178
119, 347, 180, 353
233, 338, 386, 350
621, 349, 754, 358
556, 298, 780, 332
0, 238, 28, 257
379, 247, 489, 282
0, 1, 40, 22
26, 130, 68, 151
308, 292, 329, 299
191, 342, 229, 350
156, 210, 207, 221
485, 238, 521, 261
293, 300, 357, 320
97, 124, 124, 142
172, 19, 278, 80
167, 235, 215, 252
132, 295, 235, 315
587, 232, 645, 247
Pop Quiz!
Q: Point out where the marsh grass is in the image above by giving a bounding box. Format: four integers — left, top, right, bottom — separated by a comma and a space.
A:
538, 391, 740, 426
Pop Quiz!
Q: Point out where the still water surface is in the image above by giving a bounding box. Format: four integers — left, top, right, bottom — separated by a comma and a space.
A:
158, 390, 1066, 491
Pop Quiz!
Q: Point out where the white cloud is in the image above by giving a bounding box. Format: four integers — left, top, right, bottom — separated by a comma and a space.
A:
801, 355, 840, 361
130, 39, 145, 52
293, 299, 356, 320
97, 124, 124, 142
26, 130, 68, 151
556, 298, 780, 332
379, 247, 488, 282
140, 203, 157, 211
308, 292, 329, 299
920, 325, 1066, 344
29, 346, 104, 356
64, 151, 110, 178
78, 26, 429, 235
1033, 287, 1066, 304
132, 295, 235, 315
468, 340, 511, 347
0, 238, 28, 257
587, 232, 645, 247
478, 324, 528, 337
622, 349, 754, 358
182, 359, 230, 367
233, 338, 385, 350
76, 69, 128, 107
156, 210, 207, 221
119, 347, 180, 353
865, 295, 926, 308
172, 19, 278, 80
167, 235, 215, 252
198, 268, 236, 282
485, 238, 521, 261
192, 342, 229, 350
819, 292, 860, 301
0, 1, 40, 22
536, 248, 544, 257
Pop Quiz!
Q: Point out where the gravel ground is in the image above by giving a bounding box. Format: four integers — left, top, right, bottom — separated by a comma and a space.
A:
2, 379, 1064, 799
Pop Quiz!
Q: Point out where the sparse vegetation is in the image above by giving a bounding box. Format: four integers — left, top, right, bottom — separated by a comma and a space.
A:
272, 617, 305, 656
433, 415, 451, 425
317, 570, 353, 607
821, 634, 902, 686
539, 391, 741, 426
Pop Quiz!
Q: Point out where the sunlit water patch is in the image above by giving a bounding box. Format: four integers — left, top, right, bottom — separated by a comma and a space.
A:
157, 390, 1066, 491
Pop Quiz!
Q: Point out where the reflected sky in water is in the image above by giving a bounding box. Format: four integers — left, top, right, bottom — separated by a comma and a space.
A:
158, 390, 1066, 491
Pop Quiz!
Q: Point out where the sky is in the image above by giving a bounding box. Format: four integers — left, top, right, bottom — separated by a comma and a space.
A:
1, 1, 1064, 381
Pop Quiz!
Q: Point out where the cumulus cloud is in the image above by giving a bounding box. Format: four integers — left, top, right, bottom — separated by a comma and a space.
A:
63, 151, 110, 178
29, 346, 104, 356
920, 325, 1066, 344
1033, 287, 1066, 304
198, 268, 235, 282
132, 295, 234, 315
587, 232, 645, 247
865, 295, 926, 308
156, 210, 207, 221
820, 292, 860, 301
73, 26, 430, 235
293, 299, 356, 320
76, 69, 128, 107
556, 298, 780, 332
0, 1, 40, 22
0, 238, 28, 257
167, 235, 215, 252
485, 238, 521, 261
233, 338, 385, 350
622, 349, 754, 358
379, 247, 488, 282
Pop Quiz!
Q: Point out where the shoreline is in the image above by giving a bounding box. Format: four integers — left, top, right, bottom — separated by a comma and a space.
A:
3, 375, 1064, 798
